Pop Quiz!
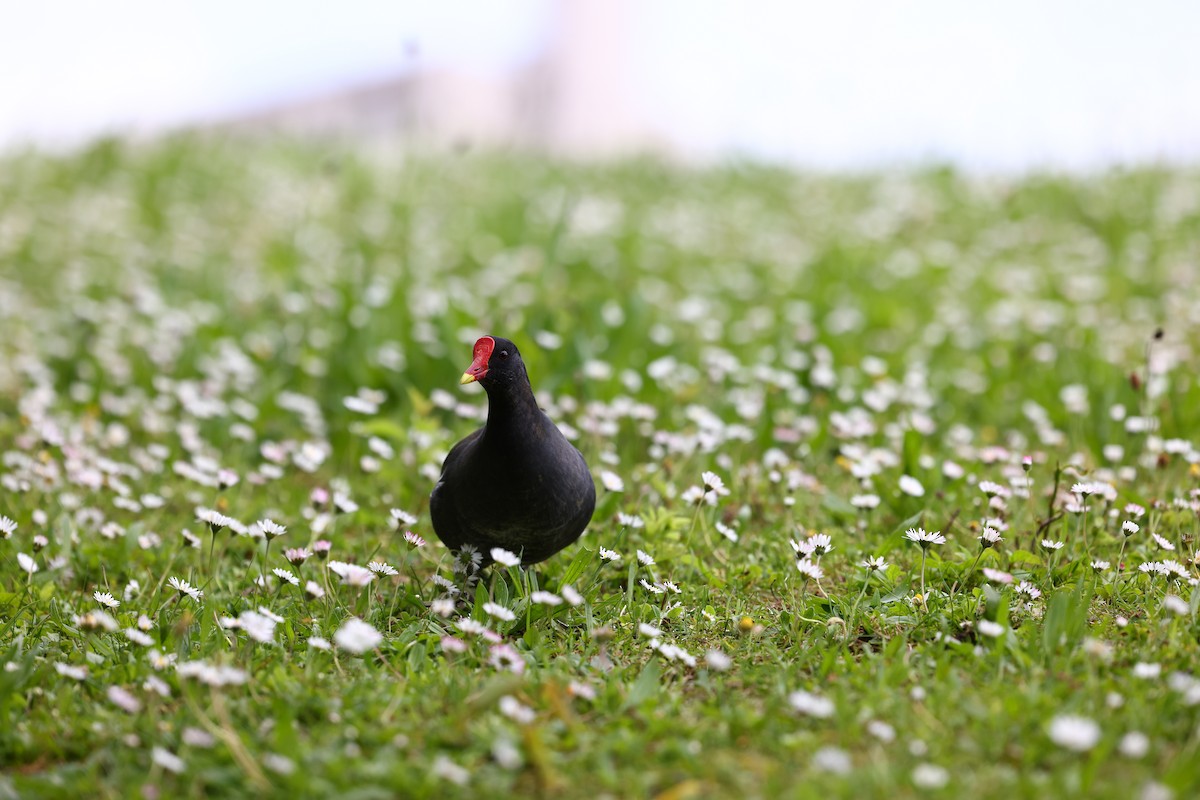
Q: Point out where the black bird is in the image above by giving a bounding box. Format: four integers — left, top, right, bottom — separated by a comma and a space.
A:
430, 336, 596, 566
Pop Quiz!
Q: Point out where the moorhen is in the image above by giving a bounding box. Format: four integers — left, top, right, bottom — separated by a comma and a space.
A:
429, 335, 596, 566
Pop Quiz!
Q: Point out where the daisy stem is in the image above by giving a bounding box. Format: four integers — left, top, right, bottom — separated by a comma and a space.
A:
151, 548, 182, 603
405, 561, 422, 595
183, 691, 270, 792
1081, 505, 1090, 553
1018, 473, 1033, 551
848, 575, 872, 627
385, 585, 403, 628
155, 593, 181, 618
919, 548, 928, 607
331, 647, 345, 678
967, 548, 985, 578
811, 555, 828, 599
688, 501, 714, 553
1116, 538, 1128, 586
952, 548, 986, 599
375, 647, 405, 681
259, 539, 270, 600
516, 565, 529, 601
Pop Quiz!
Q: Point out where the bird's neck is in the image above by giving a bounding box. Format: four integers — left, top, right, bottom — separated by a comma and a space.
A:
483, 380, 543, 439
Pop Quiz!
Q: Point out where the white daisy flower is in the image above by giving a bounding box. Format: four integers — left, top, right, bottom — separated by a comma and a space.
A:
151, 747, 186, 774
530, 591, 562, 606
705, 649, 732, 671
796, 558, 824, 581
978, 480, 1008, 497
167, 576, 203, 602
54, 663, 88, 680
333, 617, 382, 653
599, 470, 625, 492
1047, 715, 1101, 752
490, 548, 521, 567
1163, 595, 1189, 616
498, 695, 536, 724
1118, 731, 1150, 759
17, 553, 37, 575
977, 620, 1005, 638
911, 764, 949, 789
238, 610, 277, 644
124, 628, 154, 646
482, 602, 516, 622
805, 533, 834, 556
788, 689, 835, 718
701, 471, 730, 497
978, 527, 1003, 547
390, 508, 418, 526
456, 618, 490, 637
197, 508, 235, 531
904, 528, 945, 548
272, 568, 299, 586
983, 567, 1014, 584
617, 513, 644, 528
599, 547, 622, 562
1015, 581, 1042, 600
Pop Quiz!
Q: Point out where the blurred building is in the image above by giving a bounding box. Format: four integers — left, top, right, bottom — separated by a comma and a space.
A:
228, 0, 655, 156
6, 1, 1200, 168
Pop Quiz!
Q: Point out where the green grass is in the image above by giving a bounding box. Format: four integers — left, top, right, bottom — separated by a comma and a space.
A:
2, 135, 1200, 798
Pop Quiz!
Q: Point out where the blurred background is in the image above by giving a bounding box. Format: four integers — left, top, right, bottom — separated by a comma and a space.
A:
3, 0, 1200, 171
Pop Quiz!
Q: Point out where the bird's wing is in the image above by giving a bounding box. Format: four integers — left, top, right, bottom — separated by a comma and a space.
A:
436, 427, 484, 479
429, 427, 485, 551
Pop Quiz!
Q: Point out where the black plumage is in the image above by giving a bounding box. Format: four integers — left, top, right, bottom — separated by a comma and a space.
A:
429, 336, 596, 566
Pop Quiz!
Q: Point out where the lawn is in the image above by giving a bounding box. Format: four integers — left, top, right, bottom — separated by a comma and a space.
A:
2, 137, 1199, 798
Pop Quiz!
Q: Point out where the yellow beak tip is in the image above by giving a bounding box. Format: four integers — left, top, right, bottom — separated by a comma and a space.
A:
459, 372, 477, 385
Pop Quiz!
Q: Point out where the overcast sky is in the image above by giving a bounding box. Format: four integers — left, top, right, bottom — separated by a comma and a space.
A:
3, 0, 1200, 170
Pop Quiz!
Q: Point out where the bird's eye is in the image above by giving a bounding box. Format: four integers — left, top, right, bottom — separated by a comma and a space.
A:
499, 350, 509, 359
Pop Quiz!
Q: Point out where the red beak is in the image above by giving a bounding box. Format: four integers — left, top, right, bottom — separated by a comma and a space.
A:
460, 359, 487, 384
460, 336, 495, 385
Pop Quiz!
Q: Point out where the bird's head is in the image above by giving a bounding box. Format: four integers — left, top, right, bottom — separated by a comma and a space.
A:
459, 335, 526, 390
